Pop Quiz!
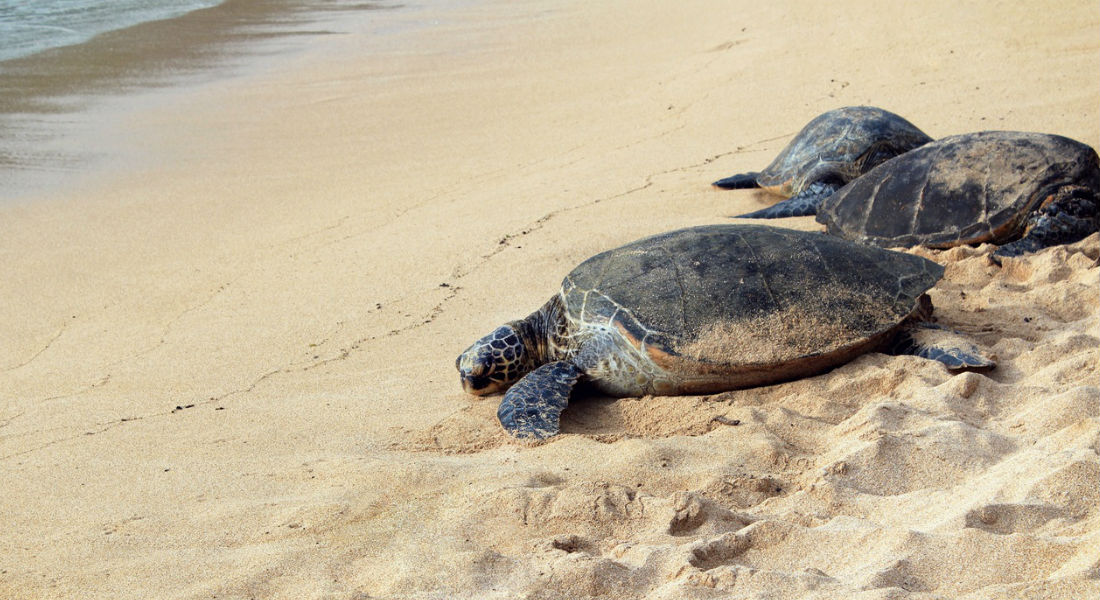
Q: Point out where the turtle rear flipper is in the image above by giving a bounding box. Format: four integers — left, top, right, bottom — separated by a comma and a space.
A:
497, 361, 582, 440
891, 323, 995, 372
733, 182, 839, 219
713, 172, 761, 189
994, 187, 1100, 259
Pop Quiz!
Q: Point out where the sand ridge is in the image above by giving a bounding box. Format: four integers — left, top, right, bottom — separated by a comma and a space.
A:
1, 0, 1098, 598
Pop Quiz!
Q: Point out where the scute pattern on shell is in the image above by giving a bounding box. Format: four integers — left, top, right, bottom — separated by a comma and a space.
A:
755, 106, 933, 194
559, 224, 943, 371
818, 131, 1100, 248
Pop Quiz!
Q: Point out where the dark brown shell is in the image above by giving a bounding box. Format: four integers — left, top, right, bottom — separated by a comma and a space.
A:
817, 131, 1100, 248
756, 106, 932, 195
561, 224, 942, 373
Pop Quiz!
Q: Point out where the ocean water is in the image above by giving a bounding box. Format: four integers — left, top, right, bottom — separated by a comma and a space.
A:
0, 0, 223, 63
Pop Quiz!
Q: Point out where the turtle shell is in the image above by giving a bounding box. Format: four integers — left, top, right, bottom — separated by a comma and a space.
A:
560, 224, 942, 387
817, 131, 1100, 248
756, 106, 932, 196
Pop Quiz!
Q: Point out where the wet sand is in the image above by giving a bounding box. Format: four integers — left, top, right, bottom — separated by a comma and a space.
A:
0, 0, 404, 199
1, 1, 1097, 598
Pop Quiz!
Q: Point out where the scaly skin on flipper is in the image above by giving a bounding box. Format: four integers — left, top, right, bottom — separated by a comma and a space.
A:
497, 361, 582, 439
734, 182, 839, 218
713, 172, 762, 189
891, 323, 995, 372
993, 186, 1100, 258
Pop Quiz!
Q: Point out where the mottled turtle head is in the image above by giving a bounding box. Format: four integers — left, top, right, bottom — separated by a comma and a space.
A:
456, 324, 530, 395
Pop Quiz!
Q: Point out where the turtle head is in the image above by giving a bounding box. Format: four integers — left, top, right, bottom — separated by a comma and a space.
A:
456, 324, 531, 395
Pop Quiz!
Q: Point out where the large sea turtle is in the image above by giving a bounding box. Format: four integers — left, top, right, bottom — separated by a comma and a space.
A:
815, 131, 1100, 257
456, 224, 992, 439
715, 106, 932, 218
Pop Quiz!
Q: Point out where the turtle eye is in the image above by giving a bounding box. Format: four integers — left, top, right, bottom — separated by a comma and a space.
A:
457, 345, 491, 377
474, 345, 497, 375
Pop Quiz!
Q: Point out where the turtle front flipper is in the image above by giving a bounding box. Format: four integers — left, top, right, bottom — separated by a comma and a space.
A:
713, 172, 761, 189
732, 182, 839, 219
993, 187, 1100, 259
497, 361, 582, 439
891, 323, 995, 372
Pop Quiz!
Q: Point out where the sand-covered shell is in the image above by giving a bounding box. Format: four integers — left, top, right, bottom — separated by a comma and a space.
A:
560, 224, 941, 385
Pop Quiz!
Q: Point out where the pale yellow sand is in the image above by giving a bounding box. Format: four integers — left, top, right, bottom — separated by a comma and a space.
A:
1, 1, 1098, 598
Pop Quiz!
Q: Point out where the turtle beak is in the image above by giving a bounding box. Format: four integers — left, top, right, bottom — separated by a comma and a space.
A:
459, 367, 506, 396
458, 367, 491, 395
459, 372, 479, 394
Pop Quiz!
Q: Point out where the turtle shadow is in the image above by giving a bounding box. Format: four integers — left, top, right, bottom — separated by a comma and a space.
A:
558, 393, 621, 436
560, 386, 730, 440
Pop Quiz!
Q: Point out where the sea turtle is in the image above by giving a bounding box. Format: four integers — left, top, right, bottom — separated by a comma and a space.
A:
715, 106, 932, 218
456, 224, 992, 440
815, 131, 1100, 257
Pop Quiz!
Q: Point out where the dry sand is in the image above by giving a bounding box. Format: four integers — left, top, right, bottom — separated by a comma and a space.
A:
1, 0, 1098, 598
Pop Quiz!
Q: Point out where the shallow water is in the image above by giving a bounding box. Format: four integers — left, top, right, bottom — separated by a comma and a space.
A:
0, 0, 224, 62
0, 0, 414, 201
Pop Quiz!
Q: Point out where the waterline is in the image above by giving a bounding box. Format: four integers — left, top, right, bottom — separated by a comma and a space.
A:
0, 0, 224, 63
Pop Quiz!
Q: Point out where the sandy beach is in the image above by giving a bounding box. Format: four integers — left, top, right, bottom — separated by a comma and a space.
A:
1, 0, 1098, 598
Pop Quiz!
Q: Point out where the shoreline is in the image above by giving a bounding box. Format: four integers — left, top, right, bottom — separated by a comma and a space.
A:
0, 0, 458, 202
